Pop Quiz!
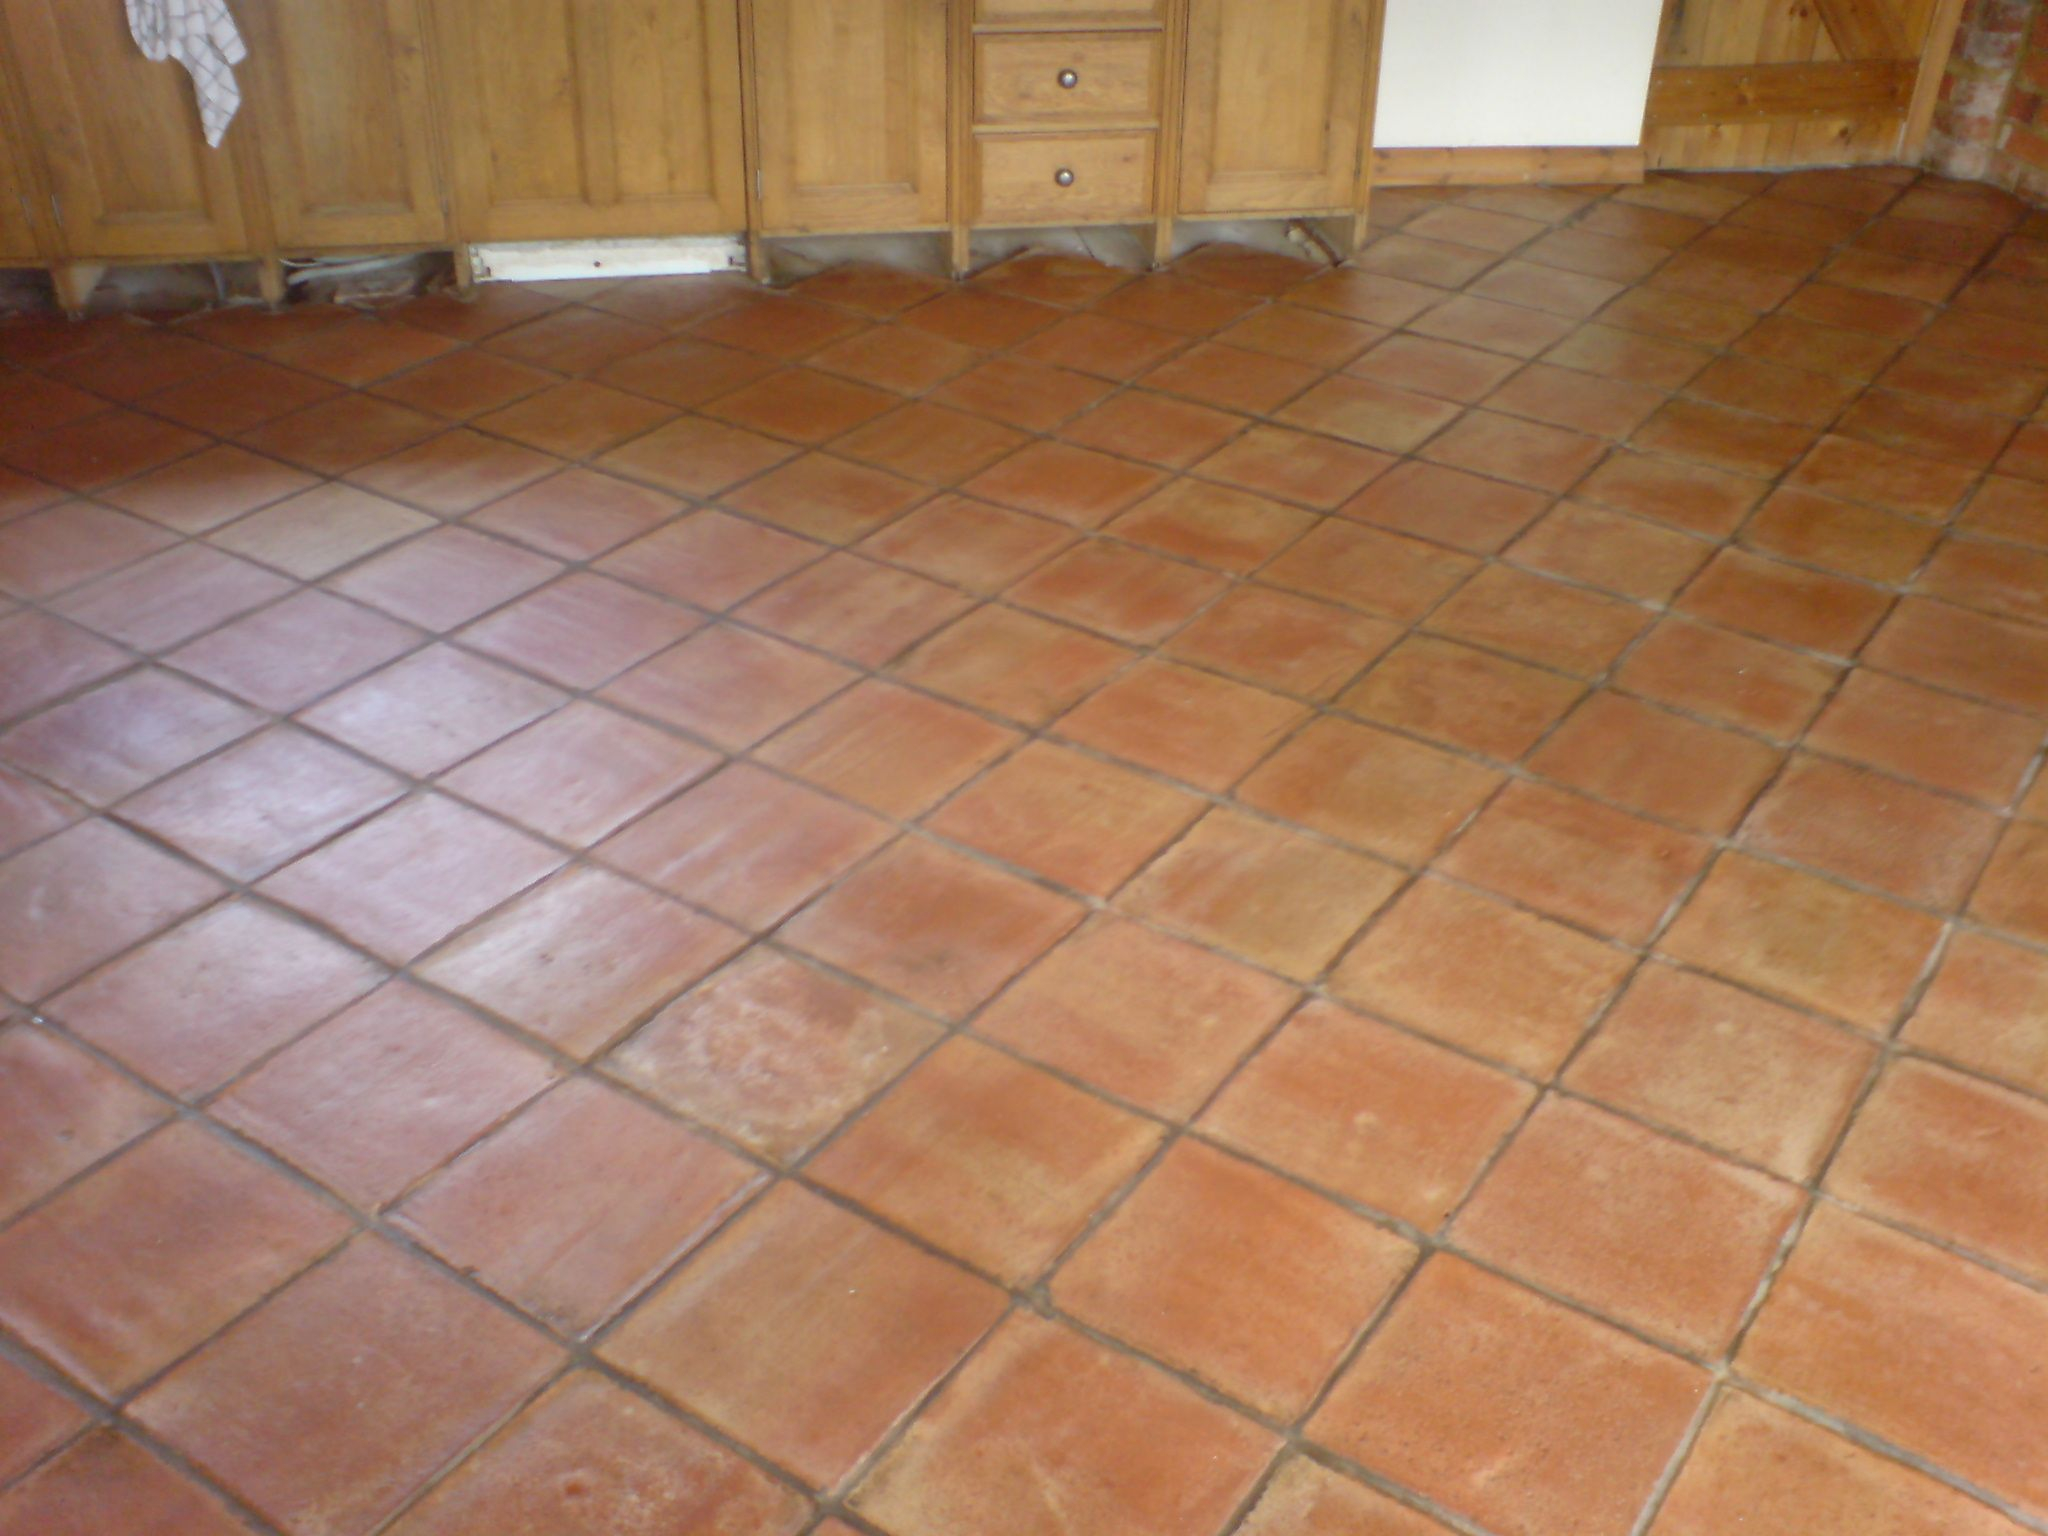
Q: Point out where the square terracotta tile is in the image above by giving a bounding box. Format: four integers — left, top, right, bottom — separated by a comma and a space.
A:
1576, 449, 1766, 538
1213, 305, 1383, 372
1788, 433, 1979, 519
209, 483, 432, 579
1309, 1257, 1705, 1536
928, 742, 1202, 898
345, 427, 562, 518
1354, 232, 1500, 289
1007, 542, 1226, 643
0, 503, 163, 602
1166, 586, 1399, 700
892, 606, 1130, 727
132, 1237, 561, 1536
598, 508, 817, 610
1330, 875, 1634, 1076
1739, 1206, 2048, 1521
1238, 716, 1501, 864
1453, 1097, 1801, 1354
0, 766, 74, 859
471, 380, 675, 459
962, 441, 1166, 528
1055, 1139, 1414, 1418
602, 1180, 1004, 1487
738, 553, 969, 667
166, 591, 422, 714
416, 867, 741, 1056
902, 289, 1061, 349
299, 645, 563, 777
601, 626, 854, 749
267, 316, 458, 386
1094, 273, 1261, 335
1488, 362, 1664, 439
595, 763, 890, 929
1059, 391, 1246, 470
757, 680, 1018, 818
1262, 521, 1479, 623
382, 1372, 809, 1536
832, 402, 1029, 485
0, 822, 223, 1001
1917, 538, 2048, 627
1678, 550, 1892, 658
1660, 852, 1943, 1030
464, 468, 679, 561
1422, 410, 1606, 492
0, 1122, 348, 1395
858, 493, 1073, 593
1278, 375, 1464, 455
394, 1078, 757, 1333
1015, 312, 1188, 380
1507, 501, 1712, 601
143, 355, 345, 439
1686, 354, 1861, 428
721, 452, 924, 543
703, 366, 896, 445
595, 415, 796, 499
1615, 617, 1840, 740
3, 410, 207, 492
1411, 295, 1577, 359
1567, 964, 1874, 1180
256, 794, 562, 964
929, 355, 1114, 431
1105, 479, 1313, 574
1342, 459, 1552, 554
485, 307, 663, 373
976, 916, 1294, 1117
783, 837, 1082, 1018
1743, 754, 2001, 908
593, 337, 776, 408
1056, 660, 1307, 793
1530, 692, 1782, 834
369, 348, 558, 421
1972, 819, 2048, 946
239, 393, 442, 476
458, 573, 699, 690
1743, 486, 1939, 586
1339, 635, 1583, 760
1236, 1455, 1460, 1536
1179, 244, 1318, 295
51, 545, 290, 653
0, 1023, 167, 1223
1904, 931, 2048, 1098
2, 670, 261, 807
1349, 333, 1523, 403
850, 1313, 1275, 1536
1959, 474, 2048, 549
1863, 596, 2048, 714
327, 525, 560, 633
1546, 323, 1716, 390
1196, 424, 1394, 509
1141, 340, 1321, 415
0, 611, 126, 722
0, 1432, 249, 1536
812, 322, 980, 394
1426, 564, 1648, 678
1203, 996, 1534, 1228
1118, 807, 1404, 980
1439, 780, 1712, 945
1634, 398, 1817, 480
101, 445, 316, 534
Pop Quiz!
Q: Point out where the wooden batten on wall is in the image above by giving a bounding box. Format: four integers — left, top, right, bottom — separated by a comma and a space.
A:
1372, 145, 1647, 186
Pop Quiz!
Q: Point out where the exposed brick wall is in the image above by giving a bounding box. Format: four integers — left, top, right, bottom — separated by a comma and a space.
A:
1928, 0, 2048, 200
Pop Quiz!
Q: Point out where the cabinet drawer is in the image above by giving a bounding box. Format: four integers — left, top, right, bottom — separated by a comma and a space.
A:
976, 34, 1159, 125
975, 132, 1155, 223
976, 0, 1162, 24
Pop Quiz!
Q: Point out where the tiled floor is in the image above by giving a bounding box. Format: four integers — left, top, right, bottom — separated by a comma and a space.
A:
2, 165, 2047, 1536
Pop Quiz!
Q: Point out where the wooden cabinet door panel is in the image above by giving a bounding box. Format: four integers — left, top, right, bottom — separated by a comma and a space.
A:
1179, 0, 1374, 216
753, 0, 948, 233
0, 0, 247, 257
0, 84, 41, 260
433, 0, 746, 240
238, 0, 447, 249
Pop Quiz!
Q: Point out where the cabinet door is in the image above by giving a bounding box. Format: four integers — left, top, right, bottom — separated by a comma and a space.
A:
432, 0, 746, 241
1179, 0, 1375, 216
0, 85, 41, 260
237, 0, 447, 250
0, 0, 249, 257
752, 0, 948, 233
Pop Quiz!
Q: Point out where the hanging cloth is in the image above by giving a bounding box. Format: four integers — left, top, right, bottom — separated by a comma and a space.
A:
125, 0, 247, 148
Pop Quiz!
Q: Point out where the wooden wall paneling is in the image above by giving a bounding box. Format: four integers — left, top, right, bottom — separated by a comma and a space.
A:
238, 0, 448, 251
1178, 0, 1374, 216
1373, 145, 1647, 187
0, 0, 249, 258
752, 0, 949, 233
431, 0, 747, 242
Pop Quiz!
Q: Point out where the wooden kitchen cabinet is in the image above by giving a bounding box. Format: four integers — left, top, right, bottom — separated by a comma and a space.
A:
0, 79, 42, 260
1178, 0, 1378, 217
0, 0, 250, 258
751, 0, 950, 233
237, 0, 448, 250
430, 0, 747, 241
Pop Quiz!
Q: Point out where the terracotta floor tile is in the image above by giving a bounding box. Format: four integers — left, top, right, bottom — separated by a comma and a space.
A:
1733, 313, 1902, 381
1310, 1257, 1706, 1536
369, 348, 558, 421
416, 867, 740, 1057
1678, 549, 1892, 658
833, 401, 1029, 485
901, 288, 1062, 349
2, 1362, 86, 1493
1008, 541, 1227, 643
1788, 433, 1979, 520
593, 336, 778, 408
812, 322, 980, 394
1488, 362, 1664, 439
1616, 617, 1840, 739
390, 287, 565, 343
1567, 964, 1874, 1180
1838, 390, 2016, 471
591, 271, 755, 327
2000, 420, 2048, 480
299, 645, 562, 777
1651, 1391, 2029, 1536
601, 626, 854, 749
604, 1180, 1002, 1486
962, 440, 1166, 528
101, 444, 315, 535
1659, 852, 1942, 1030
1881, 343, 2048, 418
1015, 312, 1188, 381
1904, 931, 2048, 1097
783, 838, 1082, 1018
3, 410, 207, 492
704, 366, 896, 445
463, 575, 696, 690
239, 393, 442, 476
929, 355, 1114, 430
1634, 398, 1818, 480
1411, 294, 1577, 359
1166, 586, 1399, 699
978, 251, 1133, 307
1426, 564, 1648, 678
1917, 538, 2048, 626
51, 545, 290, 653
0, 659, 245, 803
738, 553, 969, 667
1283, 269, 1437, 330
1278, 374, 1464, 454
1864, 596, 2048, 714
1263, 520, 1479, 622
1056, 1139, 1413, 1418
1238, 1456, 1459, 1536
1093, 272, 1261, 334
758, 679, 1017, 818
1959, 474, 2048, 549
892, 605, 1130, 726
1179, 243, 1319, 295
0, 821, 223, 1000
1142, 340, 1322, 415
1527, 227, 1670, 284
1215, 303, 1385, 369
1342, 634, 1583, 759
133, 1236, 561, 1536
721, 451, 924, 543
1508, 500, 1711, 601
0, 1432, 248, 1536
1196, 423, 1395, 509
1546, 322, 1716, 390
597, 508, 816, 611
209, 482, 432, 579
464, 469, 679, 562
328, 525, 560, 633
0, 764, 74, 858
1119, 807, 1404, 980
0, 612, 126, 722
1059, 390, 1246, 469
1686, 354, 1861, 428
596, 762, 889, 929
594, 415, 796, 499
1355, 232, 1501, 289
1576, 449, 1766, 537
1739, 1205, 2048, 1521
1423, 409, 1606, 492
268, 316, 458, 386
1744, 754, 2001, 908
485, 307, 663, 374
166, 590, 421, 713
1744, 486, 1940, 584
1203, 995, 1533, 1227
0, 1122, 348, 1395
928, 742, 1203, 898
1106, 479, 1314, 573
0, 502, 176, 599
610, 947, 939, 1162
858, 494, 1074, 593
0, 1023, 167, 1223
1972, 819, 2048, 945
387, 1372, 808, 1536
1530, 692, 1782, 834
1343, 461, 1550, 559
470, 379, 675, 459
976, 916, 1293, 1117
1056, 660, 1307, 792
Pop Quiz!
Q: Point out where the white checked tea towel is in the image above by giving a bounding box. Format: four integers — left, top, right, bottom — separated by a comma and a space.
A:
125, 0, 246, 147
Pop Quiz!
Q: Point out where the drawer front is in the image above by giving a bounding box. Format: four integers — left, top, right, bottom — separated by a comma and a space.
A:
976, 0, 1162, 24
976, 34, 1159, 125
975, 132, 1155, 223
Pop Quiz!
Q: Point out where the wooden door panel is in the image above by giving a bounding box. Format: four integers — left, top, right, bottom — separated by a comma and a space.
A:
0, 82, 41, 260
239, 0, 447, 249
0, 0, 247, 258
1178, 0, 1374, 216
753, 0, 949, 232
433, 0, 746, 241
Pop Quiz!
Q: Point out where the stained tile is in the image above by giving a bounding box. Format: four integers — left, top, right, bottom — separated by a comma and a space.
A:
1576, 449, 1766, 537
0, 765, 73, 859
2, 410, 206, 492
239, 393, 441, 476
929, 355, 1113, 430
1279, 375, 1463, 454
1863, 596, 2048, 714
1635, 398, 1816, 479
0, 612, 127, 722
369, 348, 558, 421
1788, 433, 1979, 519
0, 1023, 167, 1223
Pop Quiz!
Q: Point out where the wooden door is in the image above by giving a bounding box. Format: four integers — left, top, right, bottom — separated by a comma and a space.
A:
432, 0, 746, 241
1178, 0, 1377, 216
0, 0, 248, 258
751, 0, 950, 233
0, 75, 43, 260
1644, 0, 1965, 169
237, 0, 448, 250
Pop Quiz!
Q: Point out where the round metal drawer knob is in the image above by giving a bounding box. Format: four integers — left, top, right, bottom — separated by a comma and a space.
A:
1057, 69, 1079, 88
1054, 167, 1076, 187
